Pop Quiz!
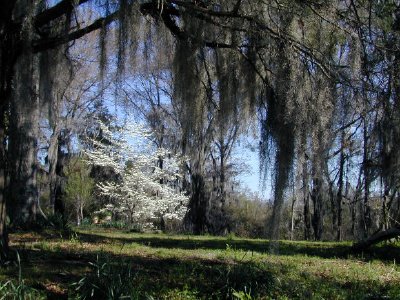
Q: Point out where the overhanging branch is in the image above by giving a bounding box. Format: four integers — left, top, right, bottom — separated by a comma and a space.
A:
33, 11, 118, 53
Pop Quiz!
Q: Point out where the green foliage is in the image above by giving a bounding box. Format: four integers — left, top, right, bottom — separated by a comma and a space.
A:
226, 193, 269, 238
71, 255, 139, 300
98, 220, 128, 230
232, 288, 253, 300
65, 158, 94, 203
0, 280, 45, 300
64, 157, 95, 223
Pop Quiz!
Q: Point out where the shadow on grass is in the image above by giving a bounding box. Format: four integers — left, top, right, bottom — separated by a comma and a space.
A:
8, 243, 399, 300
75, 230, 400, 262
10, 245, 275, 299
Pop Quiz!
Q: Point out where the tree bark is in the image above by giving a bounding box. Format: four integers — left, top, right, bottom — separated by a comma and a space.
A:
7, 3, 40, 226
311, 177, 324, 241
360, 117, 371, 239
0, 0, 17, 258
336, 137, 345, 241
0, 104, 8, 260
290, 194, 296, 241
48, 125, 60, 214
269, 132, 293, 246
188, 173, 208, 234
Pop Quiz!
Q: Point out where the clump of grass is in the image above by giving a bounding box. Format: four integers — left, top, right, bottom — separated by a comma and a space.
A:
0, 253, 45, 300
71, 254, 141, 299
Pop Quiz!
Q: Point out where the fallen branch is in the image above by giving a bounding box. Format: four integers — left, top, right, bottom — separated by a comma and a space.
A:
352, 227, 400, 251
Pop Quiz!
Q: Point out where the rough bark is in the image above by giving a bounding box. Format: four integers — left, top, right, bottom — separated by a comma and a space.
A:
7, 4, 40, 226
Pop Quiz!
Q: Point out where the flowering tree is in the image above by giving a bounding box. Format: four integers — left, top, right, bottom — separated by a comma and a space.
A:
84, 121, 188, 225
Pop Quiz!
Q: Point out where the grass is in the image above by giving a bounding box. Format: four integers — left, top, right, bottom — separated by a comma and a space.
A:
1, 227, 399, 299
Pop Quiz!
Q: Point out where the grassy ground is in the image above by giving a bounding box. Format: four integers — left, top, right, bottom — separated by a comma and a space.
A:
1, 227, 400, 299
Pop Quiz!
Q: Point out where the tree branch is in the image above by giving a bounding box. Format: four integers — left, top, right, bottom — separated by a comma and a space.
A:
35, 0, 90, 27
33, 11, 118, 53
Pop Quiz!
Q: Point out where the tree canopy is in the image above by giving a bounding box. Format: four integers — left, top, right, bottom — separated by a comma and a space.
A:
1, 0, 400, 256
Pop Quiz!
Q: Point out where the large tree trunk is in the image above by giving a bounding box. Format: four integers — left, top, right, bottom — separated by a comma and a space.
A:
311, 177, 324, 240
269, 131, 294, 247
188, 172, 208, 234
7, 12, 40, 227
311, 131, 326, 241
0, 0, 17, 259
183, 128, 210, 234
300, 136, 312, 240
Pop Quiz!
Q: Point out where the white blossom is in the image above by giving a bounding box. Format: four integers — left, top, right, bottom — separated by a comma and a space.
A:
84, 120, 189, 223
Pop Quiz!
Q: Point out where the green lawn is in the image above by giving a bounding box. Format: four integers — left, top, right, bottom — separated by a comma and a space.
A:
1, 227, 399, 299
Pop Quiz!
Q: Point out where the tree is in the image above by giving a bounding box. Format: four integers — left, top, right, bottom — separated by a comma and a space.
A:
84, 120, 188, 225
64, 158, 95, 226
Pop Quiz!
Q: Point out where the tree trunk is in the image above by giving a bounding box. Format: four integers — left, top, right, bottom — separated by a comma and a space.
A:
80, 203, 84, 225
304, 190, 311, 240
290, 193, 296, 241
8, 50, 40, 228
218, 151, 227, 235
311, 177, 324, 241
0, 1, 20, 257
76, 197, 81, 226
360, 118, 371, 239
311, 130, 326, 241
301, 144, 311, 240
0, 104, 8, 260
184, 136, 209, 234
269, 133, 293, 247
48, 125, 60, 214
188, 173, 208, 234
336, 138, 345, 241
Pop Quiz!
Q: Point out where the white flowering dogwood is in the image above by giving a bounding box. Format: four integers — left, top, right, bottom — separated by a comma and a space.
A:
84, 121, 188, 224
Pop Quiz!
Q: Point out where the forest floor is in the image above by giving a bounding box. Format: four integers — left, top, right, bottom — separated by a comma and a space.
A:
1, 227, 400, 299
